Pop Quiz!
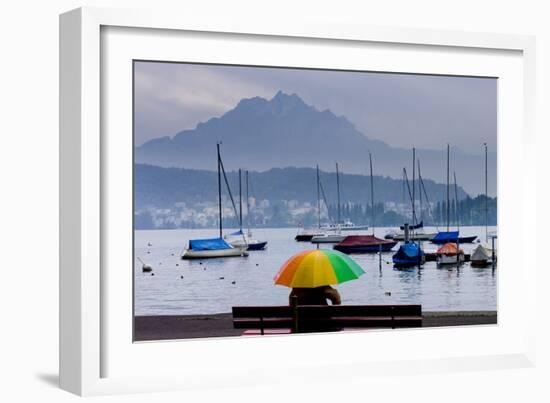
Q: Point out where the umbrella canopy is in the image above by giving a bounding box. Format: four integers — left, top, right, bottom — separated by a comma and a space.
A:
274, 249, 365, 288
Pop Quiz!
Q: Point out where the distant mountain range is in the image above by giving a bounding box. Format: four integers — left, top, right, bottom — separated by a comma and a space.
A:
135, 91, 496, 196
135, 164, 467, 211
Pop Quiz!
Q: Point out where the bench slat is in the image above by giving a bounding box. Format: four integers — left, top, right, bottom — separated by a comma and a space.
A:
232, 304, 422, 333
297, 305, 422, 317
233, 318, 294, 329
232, 306, 293, 318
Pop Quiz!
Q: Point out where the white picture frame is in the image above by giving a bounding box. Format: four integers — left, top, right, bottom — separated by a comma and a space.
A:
60, 6, 537, 396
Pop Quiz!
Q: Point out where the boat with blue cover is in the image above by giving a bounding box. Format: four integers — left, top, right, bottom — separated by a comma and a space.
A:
182, 144, 248, 259
182, 237, 248, 259
392, 242, 425, 267
431, 145, 477, 245
392, 148, 427, 267
430, 231, 477, 245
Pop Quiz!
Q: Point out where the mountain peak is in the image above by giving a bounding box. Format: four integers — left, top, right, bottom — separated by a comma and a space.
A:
266, 90, 310, 115
271, 90, 304, 104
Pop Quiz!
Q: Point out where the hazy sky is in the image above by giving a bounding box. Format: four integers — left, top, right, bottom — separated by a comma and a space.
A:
134, 61, 497, 154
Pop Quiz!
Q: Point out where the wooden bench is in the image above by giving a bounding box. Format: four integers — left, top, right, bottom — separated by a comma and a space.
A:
232, 304, 422, 335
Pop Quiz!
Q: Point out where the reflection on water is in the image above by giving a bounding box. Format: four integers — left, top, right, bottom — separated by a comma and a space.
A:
134, 226, 497, 315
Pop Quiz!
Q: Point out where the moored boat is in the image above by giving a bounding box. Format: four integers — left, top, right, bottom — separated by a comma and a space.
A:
295, 228, 325, 242
334, 235, 397, 254
321, 220, 368, 231
436, 242, 464, 265
432, 145, 477, 245
310, 233, 346, 244
470, 244, 494, 267
182, 144, 250, 260
390, 230, 437, 241
225, 230, 268, 251
392, 149, 427, 268
232, 170, 268, 251
182, 237, 248, 259
298, 165, 329, 242
430, 231, 477, 245
400, 221, 424, 230
392, 242, 426, 267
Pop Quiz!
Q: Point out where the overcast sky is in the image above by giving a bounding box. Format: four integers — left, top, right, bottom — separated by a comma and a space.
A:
134, 61, 497, 154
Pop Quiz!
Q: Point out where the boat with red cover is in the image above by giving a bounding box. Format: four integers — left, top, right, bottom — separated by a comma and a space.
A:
333, 235, 397, 254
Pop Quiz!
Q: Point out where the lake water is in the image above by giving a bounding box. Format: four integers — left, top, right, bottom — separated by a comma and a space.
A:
134, 226, 497, 316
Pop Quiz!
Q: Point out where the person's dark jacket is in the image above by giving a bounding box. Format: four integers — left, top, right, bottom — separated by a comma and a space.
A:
289, 286, 341, 306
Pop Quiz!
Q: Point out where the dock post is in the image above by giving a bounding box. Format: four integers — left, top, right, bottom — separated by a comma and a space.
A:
379, 243, 382, 272
491, 236, 496, 269
291, 295, 299, 333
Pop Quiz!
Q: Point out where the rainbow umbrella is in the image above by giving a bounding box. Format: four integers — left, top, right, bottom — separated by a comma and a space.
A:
274, 249, 365, 288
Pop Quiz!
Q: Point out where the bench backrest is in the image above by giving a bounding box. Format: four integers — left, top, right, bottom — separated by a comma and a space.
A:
296, 304, 421, 317
232, 304, 422, 333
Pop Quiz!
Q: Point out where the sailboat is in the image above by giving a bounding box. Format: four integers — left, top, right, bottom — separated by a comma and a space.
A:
182, 145, 249, 259
320, 163, 368, 231
471, 143, 496, 267
334, 154, 396, 254
393, 148, 426, 267
296, 166, 328, 242
386, 161, 436, 241
311, 165, 345, 244
436, 170, 465, 266
226, 170, 268, 251
431, 145, 477, 245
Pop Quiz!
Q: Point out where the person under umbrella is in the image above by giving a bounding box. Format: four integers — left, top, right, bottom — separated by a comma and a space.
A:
273, 249, 365, 332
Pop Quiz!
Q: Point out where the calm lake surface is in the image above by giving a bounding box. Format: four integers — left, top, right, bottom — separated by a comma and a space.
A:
134, 226, 497, 316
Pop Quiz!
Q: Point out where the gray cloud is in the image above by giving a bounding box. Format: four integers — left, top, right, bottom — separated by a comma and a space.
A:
134, 61, 496, 155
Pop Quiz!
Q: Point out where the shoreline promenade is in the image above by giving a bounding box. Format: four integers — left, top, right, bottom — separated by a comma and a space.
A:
134, 311, 497, 341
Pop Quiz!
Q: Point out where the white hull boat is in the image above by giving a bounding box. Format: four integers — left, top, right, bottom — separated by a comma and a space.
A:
183, 145, 251, 260
391, 231, 437, 241
182, 246, 248, 259
321, 221, 368, 232
470, 244, 496, 267
310, 233, 346, 243
437, 253, 465, 265
227, 237, 268, 251
436, 242, 464, 266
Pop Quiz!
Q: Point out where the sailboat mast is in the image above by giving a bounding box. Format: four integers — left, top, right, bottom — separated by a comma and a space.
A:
412, 147, 416, 226
336, 162, 341, 224
316, 165, 321, 229
246, 170, 250, 235
217, 143, 222, 238
454, 172, 459, 231
369, 152, 374, 235
418, 159, 423, 222
446, 144, 450, 232
484, 143, 488, 243
238, 168, 243, 232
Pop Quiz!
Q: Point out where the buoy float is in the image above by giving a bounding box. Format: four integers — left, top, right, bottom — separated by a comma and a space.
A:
138, 257, 152, 272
